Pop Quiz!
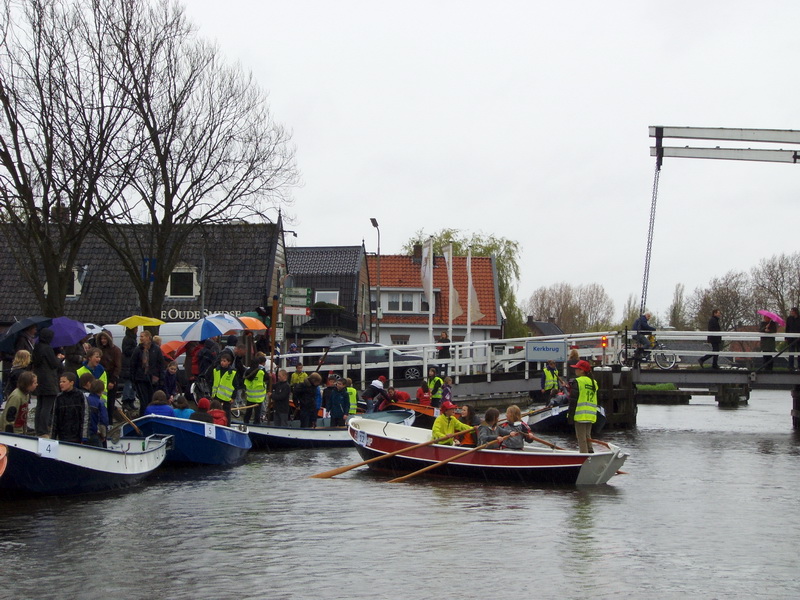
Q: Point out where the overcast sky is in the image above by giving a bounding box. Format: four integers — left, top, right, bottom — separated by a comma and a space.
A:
187, 0, 800, 321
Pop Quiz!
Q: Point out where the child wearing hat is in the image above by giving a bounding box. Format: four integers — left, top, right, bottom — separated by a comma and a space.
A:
431, 400, 473, 445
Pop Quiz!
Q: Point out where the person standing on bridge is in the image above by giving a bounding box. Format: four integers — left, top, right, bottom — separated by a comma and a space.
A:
785, 307, 800, 371
759, 314, 778, 372
699, 309, 722, 369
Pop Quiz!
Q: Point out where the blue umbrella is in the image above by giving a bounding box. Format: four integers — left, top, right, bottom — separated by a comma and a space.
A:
0, 315, 52, 353
180, 313, 246, 342
50, 317, 90, 348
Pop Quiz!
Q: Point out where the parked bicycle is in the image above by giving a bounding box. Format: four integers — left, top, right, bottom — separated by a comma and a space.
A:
617, 334, 677, 370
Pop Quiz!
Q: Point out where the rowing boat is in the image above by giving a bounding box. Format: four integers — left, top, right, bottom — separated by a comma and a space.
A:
123, 415, 252, 465
0, 432, 171, 496
246, 409, 416, 450
347, 417, 627, 485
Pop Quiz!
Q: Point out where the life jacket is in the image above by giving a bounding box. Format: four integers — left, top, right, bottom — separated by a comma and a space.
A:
212, 368, 236, 402
244, 368, 267, 404
77, 365, 108, 402
543, 367, 559, 391
347, 386, 358, 414
428, 376, 443, 399
574, 375, 599, 423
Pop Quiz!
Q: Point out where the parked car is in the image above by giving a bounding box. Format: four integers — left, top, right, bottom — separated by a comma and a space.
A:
314, 343, 425, 381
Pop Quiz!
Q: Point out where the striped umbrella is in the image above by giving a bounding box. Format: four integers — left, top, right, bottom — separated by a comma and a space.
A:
180, 313, 247, 341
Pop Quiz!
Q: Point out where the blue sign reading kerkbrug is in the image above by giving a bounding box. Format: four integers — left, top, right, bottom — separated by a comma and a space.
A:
525, 340, 567, 362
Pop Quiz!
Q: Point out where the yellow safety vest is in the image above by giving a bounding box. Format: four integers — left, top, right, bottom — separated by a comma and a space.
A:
543, 368, 559, 391
347, 386, 358, 414
574, 375, 598, 423
212, 368, 236, 402
428, 376, 444, 400
76, 366, 108, 402
244, 368, 267, 404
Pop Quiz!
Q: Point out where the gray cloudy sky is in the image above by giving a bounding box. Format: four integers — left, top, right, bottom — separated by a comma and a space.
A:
187, 0, 800, 320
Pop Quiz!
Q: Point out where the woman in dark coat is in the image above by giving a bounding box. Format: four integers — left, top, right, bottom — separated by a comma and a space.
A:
759, 315, 778, 372
785, 307, 800, 371
129, 331, 165, 416
31, 327, 62, 436
96, 330, 122, 421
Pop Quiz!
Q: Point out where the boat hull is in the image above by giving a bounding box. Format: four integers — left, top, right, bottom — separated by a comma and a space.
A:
125, 416, 251, 465
247, 410, 416, 450
0, 432, 170, 496
347, 418, 627, 485
527, 404, 606, 434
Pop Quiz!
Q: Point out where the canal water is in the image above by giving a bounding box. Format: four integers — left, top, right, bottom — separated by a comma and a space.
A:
1, 389, 799, 600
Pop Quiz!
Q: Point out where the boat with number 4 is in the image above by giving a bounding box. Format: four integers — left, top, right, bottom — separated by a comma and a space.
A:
123, 415, 252, 465
246, 409, 416, 450
347, 417, 628, 485
0, 432, 171, 496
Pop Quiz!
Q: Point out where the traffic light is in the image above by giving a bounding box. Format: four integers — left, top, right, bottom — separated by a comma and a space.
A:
601, 336, 608, 348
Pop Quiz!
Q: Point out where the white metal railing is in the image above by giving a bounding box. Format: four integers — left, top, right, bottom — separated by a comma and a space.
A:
274, 330, 798, 388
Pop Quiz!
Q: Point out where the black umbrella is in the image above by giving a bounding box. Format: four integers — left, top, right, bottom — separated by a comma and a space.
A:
0, 315, 53, 354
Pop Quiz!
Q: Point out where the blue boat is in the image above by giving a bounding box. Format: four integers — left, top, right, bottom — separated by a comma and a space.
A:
124, 415, 252, 466
0, 432, 171, 496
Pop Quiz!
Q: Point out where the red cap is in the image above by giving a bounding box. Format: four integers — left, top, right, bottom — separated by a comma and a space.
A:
378, 375, 387, 383
571, 360, 592, 373
197, 397, 211, 410
441, 400, 458, 410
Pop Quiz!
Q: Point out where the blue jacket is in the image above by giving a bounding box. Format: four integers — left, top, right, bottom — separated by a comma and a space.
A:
632, 315, 655, 332
144, 403, 175, 417
329, 388, 351, 419
87, 393, 109, 437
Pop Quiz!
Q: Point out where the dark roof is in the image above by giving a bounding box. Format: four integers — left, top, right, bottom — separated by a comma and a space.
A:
286, 246, 367, 314
527, 320, 565, 336
287, 246, 364, 276
0, 223, 280, 325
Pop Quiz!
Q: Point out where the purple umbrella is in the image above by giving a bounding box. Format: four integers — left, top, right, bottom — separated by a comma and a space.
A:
50, 317, 89, 348
757, 310, 786, 328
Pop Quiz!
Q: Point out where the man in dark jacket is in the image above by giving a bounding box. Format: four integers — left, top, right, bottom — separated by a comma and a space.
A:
97, 331, 122, 422
120, 327, 137, 411
786, 307, 800, 371
271, 369, 292, 427
129, 330, 165, 416
699, 309, 722, 369
293, 372, 322, 428
52, 372, 89, 443
32, 327, 63, 436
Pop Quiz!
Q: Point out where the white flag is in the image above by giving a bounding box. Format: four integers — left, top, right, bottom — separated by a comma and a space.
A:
442, 244, 463, 321
420, 238, 434, 305
467, 251, 484, 324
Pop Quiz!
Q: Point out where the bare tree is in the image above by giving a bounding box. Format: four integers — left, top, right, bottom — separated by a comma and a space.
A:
688, 270, 755, 330
667, 283, 691, 329
0, 0, 132, 316
92, 0, 297, 317
750, 253, 800, 319
523, 282, 614, 333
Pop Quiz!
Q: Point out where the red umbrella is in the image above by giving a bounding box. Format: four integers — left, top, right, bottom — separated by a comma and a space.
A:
161, 340, 189, 358
757, 310, 786, 327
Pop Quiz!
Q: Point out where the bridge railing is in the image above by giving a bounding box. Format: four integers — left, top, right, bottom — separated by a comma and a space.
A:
276, 330, 797, 388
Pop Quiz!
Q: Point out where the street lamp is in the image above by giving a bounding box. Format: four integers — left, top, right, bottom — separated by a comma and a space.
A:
370, 217, 381, 343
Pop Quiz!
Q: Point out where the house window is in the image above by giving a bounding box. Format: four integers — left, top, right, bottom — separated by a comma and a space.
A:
315, 290, 339, 305
44, 267, 83, 298
167, 266, 200, 298
391, 335, 410, 346
386, 292, 419, 313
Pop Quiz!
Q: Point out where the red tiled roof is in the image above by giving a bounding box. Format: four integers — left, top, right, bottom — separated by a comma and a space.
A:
367, 254, 499, 327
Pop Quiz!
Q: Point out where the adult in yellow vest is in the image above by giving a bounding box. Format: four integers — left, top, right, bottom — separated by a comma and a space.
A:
541, 359, 560, 399
243, 355, 268, 424
212, 354, 237, 425
427, 367, 444, 408
567, 360, 598, 454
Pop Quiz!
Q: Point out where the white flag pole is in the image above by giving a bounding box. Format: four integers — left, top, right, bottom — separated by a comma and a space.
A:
467, 247, 472, 342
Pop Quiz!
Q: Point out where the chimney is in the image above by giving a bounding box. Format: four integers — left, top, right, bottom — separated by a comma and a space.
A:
412, 243, 422, 263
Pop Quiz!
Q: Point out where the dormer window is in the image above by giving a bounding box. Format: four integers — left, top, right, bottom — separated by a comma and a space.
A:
167, 265, 200, 298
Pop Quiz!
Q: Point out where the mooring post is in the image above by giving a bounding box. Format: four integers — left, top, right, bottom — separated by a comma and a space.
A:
791, 385, 800, 429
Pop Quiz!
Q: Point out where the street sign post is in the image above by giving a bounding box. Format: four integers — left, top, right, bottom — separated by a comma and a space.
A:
284, 306, 311, 316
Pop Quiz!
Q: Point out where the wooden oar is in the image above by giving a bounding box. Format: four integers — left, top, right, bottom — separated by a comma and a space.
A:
529, 433, 566, 450
309, 427, 476, 479
387, 434, 512, 483
231, 403, 260, 415
116, 407, 143, 436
